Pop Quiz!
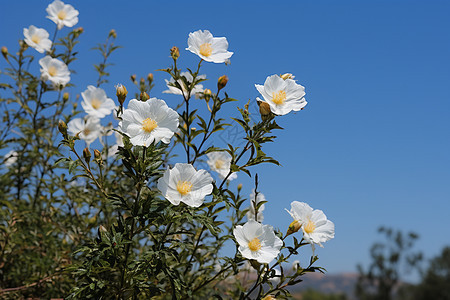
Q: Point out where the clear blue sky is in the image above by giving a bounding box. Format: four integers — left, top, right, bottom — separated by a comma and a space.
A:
1, 0, 450, 280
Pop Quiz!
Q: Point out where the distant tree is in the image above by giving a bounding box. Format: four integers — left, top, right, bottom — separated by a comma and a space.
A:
300, 289, 347, 300
412, 246, 450, 300
355, 227, 422, 300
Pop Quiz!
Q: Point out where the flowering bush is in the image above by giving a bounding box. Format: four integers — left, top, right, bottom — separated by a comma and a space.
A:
0, 1, 334, 299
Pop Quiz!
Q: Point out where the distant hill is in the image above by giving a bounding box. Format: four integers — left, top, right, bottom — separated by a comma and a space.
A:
288, 272, 359, 299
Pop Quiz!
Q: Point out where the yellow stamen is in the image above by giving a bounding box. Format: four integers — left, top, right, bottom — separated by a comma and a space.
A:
57, 10, 67, 20
83, 128, 91, 136
91, 98, 101, 110
31, 34, 41, 44
304, 219, 316, 234
248, 237, 262, 252
214, 159, 224, 170
199, 43, 213, 57
177, 180, 192, 195
48, 66, 58, 77
272, 90, 287, 105
142, 118, 157, 133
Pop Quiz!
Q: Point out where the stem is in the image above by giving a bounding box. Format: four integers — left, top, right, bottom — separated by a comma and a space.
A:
218, 141, 252, 189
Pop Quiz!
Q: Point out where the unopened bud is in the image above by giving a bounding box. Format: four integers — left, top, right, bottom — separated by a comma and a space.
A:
115, 84, 127, 105
109, 29, 117, 39
130, 74, 137, 83
280, 73, 295, 80
258, 101, 273, 121
237, 183, 243, 192
287, 220, 301, 236
262, 296, 276, 300
147, 73, 154, 83
83, 147, 91, 163
217, 75, 228, 91
140, 78, 145, 85
58, 120, 67, 135
75, 27, 84, 34
170, 46, 180, 60
140, 91, 150, 101
19, 40, 28, 52
1, 46, 8, 59
63, 92, 69, 101
204, 88, 212, 101
94, 149, 102, 161
99, 225, 107, 233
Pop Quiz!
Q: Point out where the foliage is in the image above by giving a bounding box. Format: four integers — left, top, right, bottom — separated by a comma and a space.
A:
299, 289, 347, 300
355, 227, 422, 300
0, 2, 332, 299
411, 246, 450, 300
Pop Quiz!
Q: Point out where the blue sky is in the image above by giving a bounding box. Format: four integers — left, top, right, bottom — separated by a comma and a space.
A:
1, 1, 450, 280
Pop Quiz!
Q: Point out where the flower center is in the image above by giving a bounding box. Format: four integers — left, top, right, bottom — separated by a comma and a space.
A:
248, 237, 262, 252
214, 159, 224, 170
91, 98, 102, 110
199, 43, 213, 57
83, 128, 91, 136
57, 10, 67, 20
48, 66, 58, 77
31, 34, 41, 44
272, 90, 287, 105
304, 219, 316, 234
177, 180, 192, 195
142, 118, 157, 133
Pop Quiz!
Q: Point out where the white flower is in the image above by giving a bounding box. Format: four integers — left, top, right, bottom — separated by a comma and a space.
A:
247, 189, 265, 222
46, 0, 79, 30
108, 131, 124, 157
186, 30, 233, 63
163, 72, 206, 96
157, 163, 213, 208
39, 56, 70, 87
81, 85, 116, 118
206, 151, 237, 181
269, 268, 281, 284
67, 117, 102, 146
292, 260, 300, 271
121, 98, 179, 146
233, 220, 283, 264
286, 201, 335, 248
23, 26, 52, 53
4, 150, 18, 167
255, 74, 307, 116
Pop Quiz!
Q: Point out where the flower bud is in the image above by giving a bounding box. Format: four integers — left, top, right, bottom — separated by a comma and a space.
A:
217, 75, 228, 91
286, 220, 301, 236
258, 101, 273, 121
83, 147, 91, 163
99, 225, 108, 233
280, 73, 295, 80
63, 92, 69, 101
140, 91, 150, 101
204, 88, 212, 101
262, 296, 276, 300
130, 74, 137, 83
115, 84, 127, 105
147, 73, 154, 83
140, 78, 145, 85
58, 120, 68, 135
19, 40, 28, 52
75, 27, 84, 34
170, 46, 180, 60
94, 149, 102, 161
237, 183, 243, 192
109, 29, 117, 39
1, 46, 8, 59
